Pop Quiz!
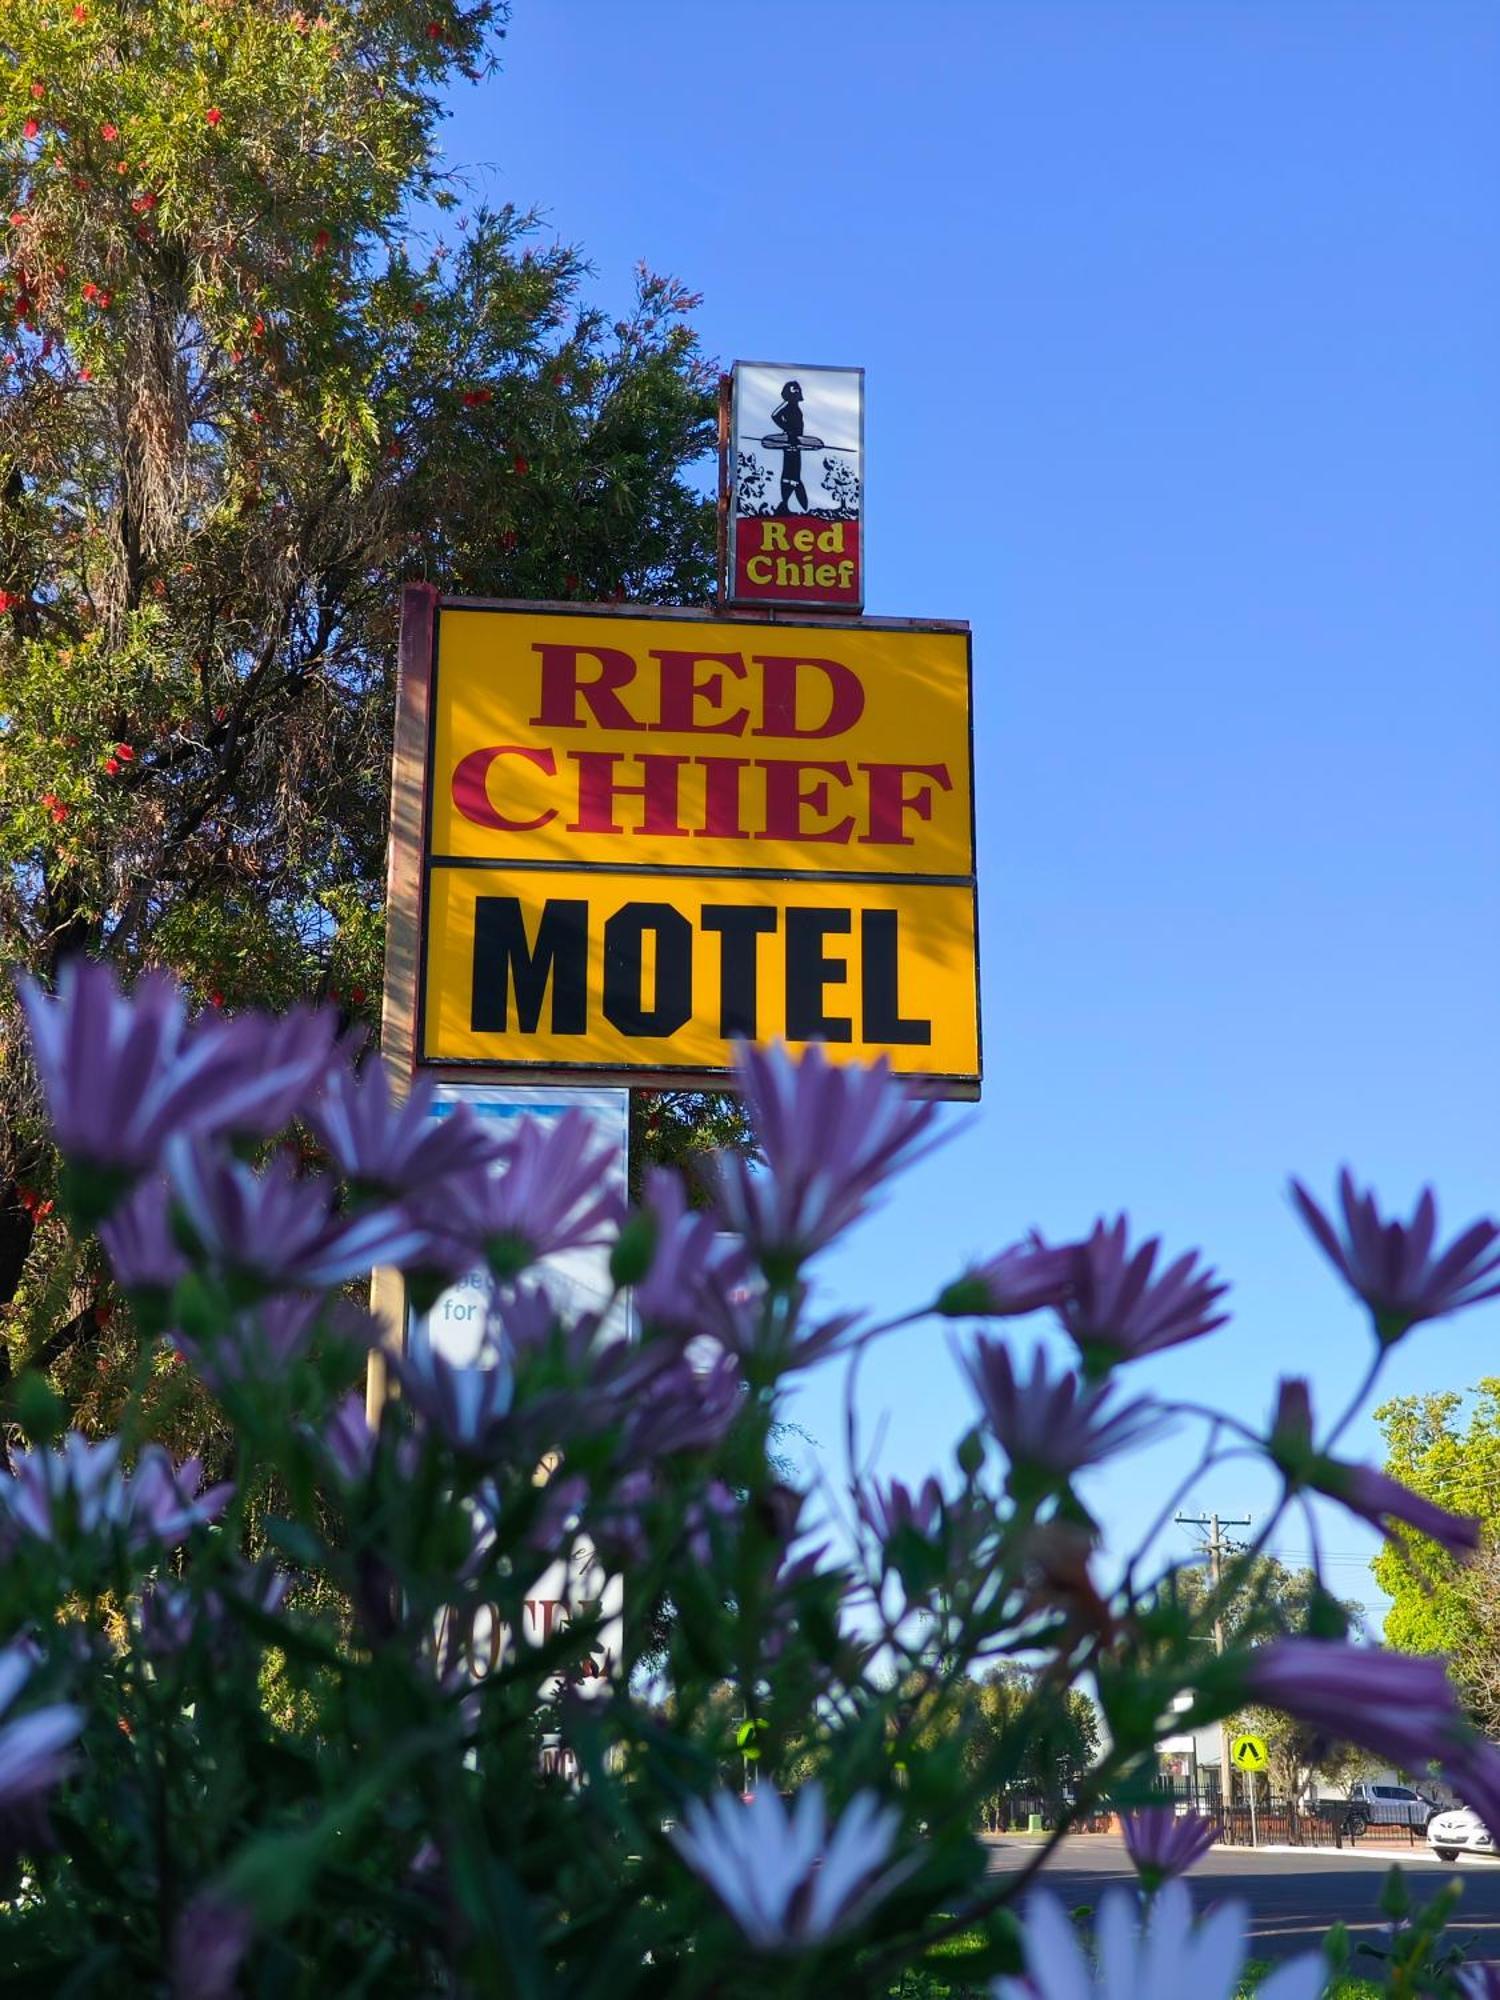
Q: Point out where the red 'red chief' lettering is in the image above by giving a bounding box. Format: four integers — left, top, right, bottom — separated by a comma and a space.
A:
452, 745, 558, 830
753, 655, 865, 739
857, 762, 953, 845
651, 650, 751, 735
530, 643, 645, 730
758, 760, 855, 843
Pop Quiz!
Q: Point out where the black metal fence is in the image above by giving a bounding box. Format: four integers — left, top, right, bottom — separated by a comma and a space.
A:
990, 1776, 1431, 1848
1144, 1775, 1430, 1850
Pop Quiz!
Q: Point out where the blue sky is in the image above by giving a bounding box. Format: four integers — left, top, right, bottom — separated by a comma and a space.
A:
441, 2, 1500, 1623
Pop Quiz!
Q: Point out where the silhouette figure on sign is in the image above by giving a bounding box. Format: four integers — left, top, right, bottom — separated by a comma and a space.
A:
770, 380, 809, 513
737, 374, 857, 519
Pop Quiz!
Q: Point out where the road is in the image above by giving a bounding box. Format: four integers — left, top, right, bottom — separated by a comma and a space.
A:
984, 1834, 1500, 1964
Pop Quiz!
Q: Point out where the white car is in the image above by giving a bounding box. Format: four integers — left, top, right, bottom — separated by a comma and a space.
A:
1428, 1807, 1496, 1862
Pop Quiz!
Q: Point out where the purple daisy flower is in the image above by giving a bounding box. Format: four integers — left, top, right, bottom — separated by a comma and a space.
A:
1055, 1216, 1229, 1375
670, 1784, 916, 1951
407, 1109, 623, 1281
16, 963, 249, 1217
171, 1294, 365, 1396
322, 1391, 376, 1483
0, 1435, 229, 1551
716, 1043, 944, 1279
170, 1895, 254, 2000
629, 1168, 749, 1334
167, 1139, 431, 1292
997, 1882, 1323, 2000
97, 1176, 189, 1294
0, 1643, 84, 1817
693, 1270, 864, 1377
307, 1061, 504, 1199
935, 1239, 1078, 1319
393, 1342, 514, 1456
1120, 1806, 1218, 1886
964, 1339, 1163, 1487
195, 1003, 341, 1140
860, 1475, 945, 1545
1269, 1379, 1479, 1561
1291, 1170, 1500, 1346
123, 1446, 233, 1547
606, 1346, 743, 1460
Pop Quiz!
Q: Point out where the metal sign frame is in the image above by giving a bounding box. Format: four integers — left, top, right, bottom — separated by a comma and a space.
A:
720, 361, 866, 613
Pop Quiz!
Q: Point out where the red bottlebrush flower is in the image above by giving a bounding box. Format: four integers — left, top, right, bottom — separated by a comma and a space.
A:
100, 122, 118, 142
312, 229, 330, 255
115, 161, 129, 175
228, 350, 242, 365
512, 454, 529, 476
9, 213, 27, 230
205, 107, 223, 127
78, 368, 92, 381
0, 591, 14, 612
81, 281, 98, 300
411, 299, 425, 316
208, 991, 224, 1009
552, 373, 565, 388
251, 315, 264, 336
565, 573, 579, 592
104, 758, 121, 776
425, 21, 443, 38
96, 291, 111, 309
51, 803, 70, 824
72, 177, 89, 192
30, 84, 45, 101
349, 984, 366, 1005
74, 2, 88, 17
115, 744, 134, 761
24, 120, 40, 141
501, 529, 518, 551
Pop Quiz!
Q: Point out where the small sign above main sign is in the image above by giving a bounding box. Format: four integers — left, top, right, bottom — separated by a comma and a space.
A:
726, 362, 863, 612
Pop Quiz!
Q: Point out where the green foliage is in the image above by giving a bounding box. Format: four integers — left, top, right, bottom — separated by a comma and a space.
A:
0, 0, 730, 1409
1374, 1383, 1500, 1722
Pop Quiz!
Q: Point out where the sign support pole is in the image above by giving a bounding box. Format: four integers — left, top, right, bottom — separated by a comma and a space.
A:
367, 581, 439, 1422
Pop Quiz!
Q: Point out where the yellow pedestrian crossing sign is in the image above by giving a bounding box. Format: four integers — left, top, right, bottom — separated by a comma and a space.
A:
1231, 1734, 1268, 1772
736, 1720, 766, 1762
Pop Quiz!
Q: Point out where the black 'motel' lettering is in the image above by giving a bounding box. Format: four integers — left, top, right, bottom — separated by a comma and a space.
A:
861, 908, 931, 1045
785, 906, 852, 1042
701, 905, 777, 1038
471, 896, 588, 1034
602, 903, 693, 1037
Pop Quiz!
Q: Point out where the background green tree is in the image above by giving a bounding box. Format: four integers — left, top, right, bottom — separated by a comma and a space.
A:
0, 0, 750, 1402
1372, 1383, 1500, 1727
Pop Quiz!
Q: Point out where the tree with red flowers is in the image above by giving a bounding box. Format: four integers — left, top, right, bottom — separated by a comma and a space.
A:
0, 0, 730, 1389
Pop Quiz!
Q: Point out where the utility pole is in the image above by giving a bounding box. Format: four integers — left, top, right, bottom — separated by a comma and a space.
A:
1176, 1512, 1252, 1815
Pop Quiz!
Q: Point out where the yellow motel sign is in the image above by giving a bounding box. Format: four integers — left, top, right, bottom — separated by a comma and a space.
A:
391, 595, 980, 1095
